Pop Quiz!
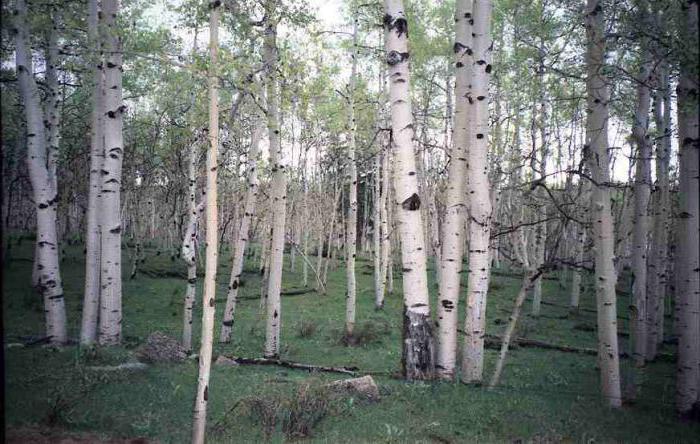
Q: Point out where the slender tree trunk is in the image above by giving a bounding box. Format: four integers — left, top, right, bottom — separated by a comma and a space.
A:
181, 135, 202, 353
379, 144, 391, 307
14, 0, 67, 345
570, 228, 586, 312
220, 112, 262, 343
584, 0, 622, 408
630, 45, 653, 371
646, 62, 671, 360
45, 13, 61, 201
98, 0, 125, 346
384, 0, 435, 380
489, 271, 539, 388
302, 165, 309, 287
373, 149, 384, 308
531, 46, 548, 317
345, 10, 359, 338
192, 3, 220, 442
264, 0, 286, 359
461, 0, 494, 384
675, 0, 699, 418
436, 0, 472, 381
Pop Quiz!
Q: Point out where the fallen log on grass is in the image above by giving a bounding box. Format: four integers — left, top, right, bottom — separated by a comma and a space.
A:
87, 362, 149, 372
231, 288, 316, 302
491, 270, 560, 281
485, 334, 600, 356
481, 333, 676, 362
224, 356, 359, 375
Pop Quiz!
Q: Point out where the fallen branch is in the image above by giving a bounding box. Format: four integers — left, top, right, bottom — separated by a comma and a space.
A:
87, 362, 149, 372
225, 288, 315, 302
224, 356, 358, 375
485, 334, 601, 356
489, 272, 539, 388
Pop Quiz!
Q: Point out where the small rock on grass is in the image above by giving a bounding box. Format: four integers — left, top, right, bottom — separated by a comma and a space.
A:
135, 331, 187, 363
328, 375, 380, 401
214, 355, 240, 367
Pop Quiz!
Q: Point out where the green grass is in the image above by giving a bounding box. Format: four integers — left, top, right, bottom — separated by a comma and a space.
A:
3, 237, 698, 443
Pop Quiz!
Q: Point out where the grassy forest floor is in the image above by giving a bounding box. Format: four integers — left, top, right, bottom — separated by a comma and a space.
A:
3, 237, 699, 443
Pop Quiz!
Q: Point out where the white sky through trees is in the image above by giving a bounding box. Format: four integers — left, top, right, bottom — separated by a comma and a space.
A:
141, 0, 665, 184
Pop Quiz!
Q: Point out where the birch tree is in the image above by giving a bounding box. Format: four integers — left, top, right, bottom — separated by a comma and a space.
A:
98, 0, 125, 346
13, 0, 68, 345
383, 0, 435, 380
629, 23, 653, 370
675, 0, 699, 419
584, 0, 622, 408
81, 0, 104, 345
192, 1, 220, 442
263, 0, 286, 359
345, 8, 359, 339
181, 136, 203, 353
645, 60, 671, 361
461, 0, 493, 384
436, 0, 472, 381
220, 109, 263, 343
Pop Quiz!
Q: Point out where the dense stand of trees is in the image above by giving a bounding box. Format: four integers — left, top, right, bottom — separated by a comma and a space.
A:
2, 0, 699, 438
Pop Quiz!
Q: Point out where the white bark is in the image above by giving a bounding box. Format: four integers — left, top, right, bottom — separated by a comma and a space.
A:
14, 0, 68, 345
630, 48, 653, 368
531, 51, 548, 318
645, 62, 671, 360
570, 228, 586, 311
461, 0, 493, 384
345, 11, 359, 337
372, 150, 384, 309
98, 0, 125, 346
192, 3, 220, 442
384, 0, 435, 380
379, 145, 391, 307
220, 112, 262, 343
675, 0, 699, 417
584, 0, 622, 408
488, 271, 538, 388
436, 0, 472, 381
182, 135, 203, 353
264, 0, 286, 359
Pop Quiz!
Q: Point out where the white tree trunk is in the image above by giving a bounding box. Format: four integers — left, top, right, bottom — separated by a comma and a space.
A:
630, 50, 653, 369
436, 0, 472, 381
373, 149, 384, 309
489, 271, 539, 388
570, 228, 586, 311
181, 135, 203, 353
384, 0, 435, 380
645, 62, 671, 360
98, 0, 125, 346
460, 0, 493, 384
14, 0, 67, 345
192, 3, 220, 442
345, 10, 359, 337
220, 112, 262, 343
675, 0, 699, 418
584, 0, 622, 408
379, 144, 391, 307
531, 53, 548, 317
263, 0, 286, 359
